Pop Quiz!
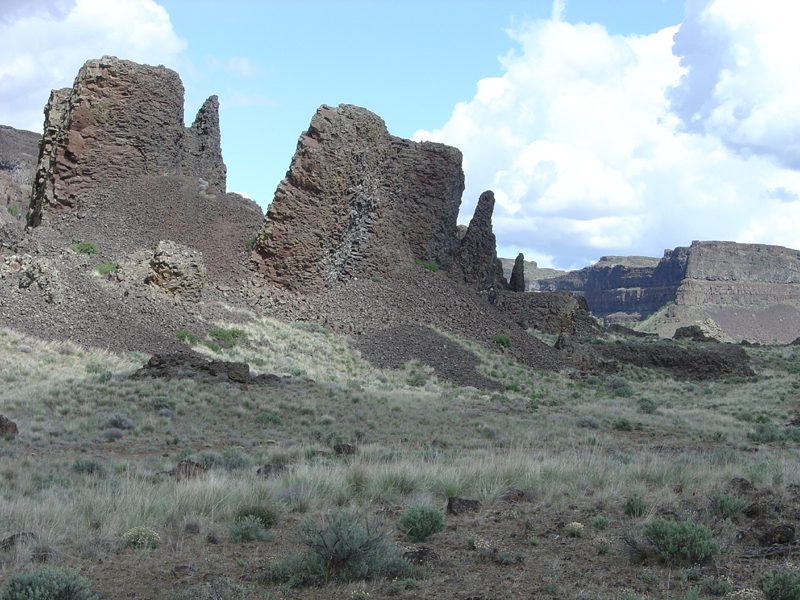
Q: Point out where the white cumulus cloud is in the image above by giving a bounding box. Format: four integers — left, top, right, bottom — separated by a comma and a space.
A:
415, 1, 800, 269
0, 0, 186, 132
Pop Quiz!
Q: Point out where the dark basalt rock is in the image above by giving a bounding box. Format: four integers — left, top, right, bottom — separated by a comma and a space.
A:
129, 350, 285, 385
0, 414, 19, 439
451, 190, 506, 292
509, 253, 525, 293
446, 497, 481, 515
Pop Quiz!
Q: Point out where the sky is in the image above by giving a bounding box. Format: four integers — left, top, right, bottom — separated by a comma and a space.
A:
2, 0, 799, 270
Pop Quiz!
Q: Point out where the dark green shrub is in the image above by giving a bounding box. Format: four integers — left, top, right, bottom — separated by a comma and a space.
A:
702, 577, 732, 596
643, 519, 717, 565
0, 566, 96, 600
749, 423, 783, 443
70, 241, 98, 255
607, 377, 633, 397
72, 458, 106, 477
233, 505, 279, 530
709, 492, 747, 519
592, 515, 610, 529
396, 504, 445, 542
264, 509, 414, 587
246, 235, 257, 251
148, 396, 176, 411
493, 334, 512, 348
230, 516, 270, 543
637, 398, 658, 414
407, 371, 427, 387
256, 411, 282, 426
760, 569, 800, 600
175, 330, 197, 345
614, 418, 633, 431
624, 493, 648, 518
95, 261, 116, 275
415, 260, 439, 272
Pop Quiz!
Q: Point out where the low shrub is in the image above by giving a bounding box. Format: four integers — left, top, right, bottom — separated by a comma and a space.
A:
415, 260, 439, 272
396, 504, 445, 543
592, 515, 610, 529
607, 377, 633, 397
70, 241, 98, 255
95, 261, 116, 275
493, 335, 512, 348
637, 397, 658, 414
0, 566, 96, 600
246, 235, 257, 251
7, 203, 20, 218
122, 526, 160, 549
760, 569, 800, 600
614, 418, 633, 431
230, 516, 269, 543
233, 505, 279, 530
104, 414, 135, 430
175, 330, 197, 345
72, 458, 106, 477
709, 492, 748, 520
624, 493, 648, 518
264, 509, 414, 587
643, 519, 717, 565
256, 411, 282, 426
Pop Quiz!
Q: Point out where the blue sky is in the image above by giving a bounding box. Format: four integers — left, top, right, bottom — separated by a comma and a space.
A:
3, 0, 800, 269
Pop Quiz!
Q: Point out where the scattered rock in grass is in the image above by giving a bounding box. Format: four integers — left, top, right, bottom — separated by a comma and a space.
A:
15, 344, 31, 353
761, 524, 795, 545
0, 414, 19, 439
159, 459, 207, 481
403, 546, 440, 565
0, 531, 36, 550
333, 443, 357, 456
256, 463, 286, 478
447, 497, 481, 515
499, 489, 525, 503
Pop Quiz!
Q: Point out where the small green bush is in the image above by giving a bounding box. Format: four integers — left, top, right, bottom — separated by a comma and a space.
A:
748, 423, 784, 443
397, 504, 445, 542
592, 515, 610, 529
233, 505, 279, 530
493, 334, 512, 348
256, 411, 282, 426
643, 519, 717, 565
415, 260, 439, 272
7, 204, 20, 218
246, 235, 257, 251
175, 330, 197, 345
624, 493, 648, 518
264, 509, 414, 587
760, 569, 800, 600
709, 493, 748, 519
613, 418, 633, 431
0, 566, 96, 600
70, 241, 98, 255
95, 261, 116, 275
230, 515, 269, 543
72, 458, 106, 477
122, 526, 160, 549
607, 377, 634, 397
637, 397, 658, 414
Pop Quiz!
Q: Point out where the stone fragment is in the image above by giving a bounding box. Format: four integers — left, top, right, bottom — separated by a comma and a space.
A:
0, 414, 19, 439
18, 258, 63, 304
446, 497, 481, 515
145, 241, 206, 303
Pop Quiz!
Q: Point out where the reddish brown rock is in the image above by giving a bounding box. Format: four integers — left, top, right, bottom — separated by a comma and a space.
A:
254, 103, 464, 292
29, 56, 226, 227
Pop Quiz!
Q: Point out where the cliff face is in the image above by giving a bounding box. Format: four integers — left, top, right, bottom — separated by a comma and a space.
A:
255, 104, 501, 293
0, 125, 39, 220
535, 241, 800, 340
29, 56, 226, 227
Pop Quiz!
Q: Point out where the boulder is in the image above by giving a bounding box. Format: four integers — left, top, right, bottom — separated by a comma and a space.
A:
18, 258, 63, 304
0, 414, 18, 439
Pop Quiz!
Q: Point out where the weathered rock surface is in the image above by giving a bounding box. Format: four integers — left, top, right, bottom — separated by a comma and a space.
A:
129, 350, 286, 385
145, 241, 206, 303
29, 56, 226, 227
0, 414, 18, 439
0, 125, 39, 220
494, 290, 602, 337
508, 253, 525, 293
254, 104, 469, 292
450, 190, 506, 292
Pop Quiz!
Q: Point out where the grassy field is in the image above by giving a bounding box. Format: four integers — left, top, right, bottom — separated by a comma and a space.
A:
1, 315, 800, 599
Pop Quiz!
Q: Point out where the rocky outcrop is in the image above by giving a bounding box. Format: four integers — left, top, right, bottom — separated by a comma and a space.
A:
145, 241, 206, 303
0, 414, 18, 439
0, 125, 39, 219
494, 290, 602, 337
254, 104, 464, 292
509, 253, 525, 293
450, 191, 507, 292
536, 241, 800, 321
29, 56, 226, 227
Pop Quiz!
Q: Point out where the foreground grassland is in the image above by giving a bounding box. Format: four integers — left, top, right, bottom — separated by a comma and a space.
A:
1, 316, 800, 599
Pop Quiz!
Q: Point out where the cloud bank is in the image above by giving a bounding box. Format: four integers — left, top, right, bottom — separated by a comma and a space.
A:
415, 0, 800, 269
0, 0, 186, 132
